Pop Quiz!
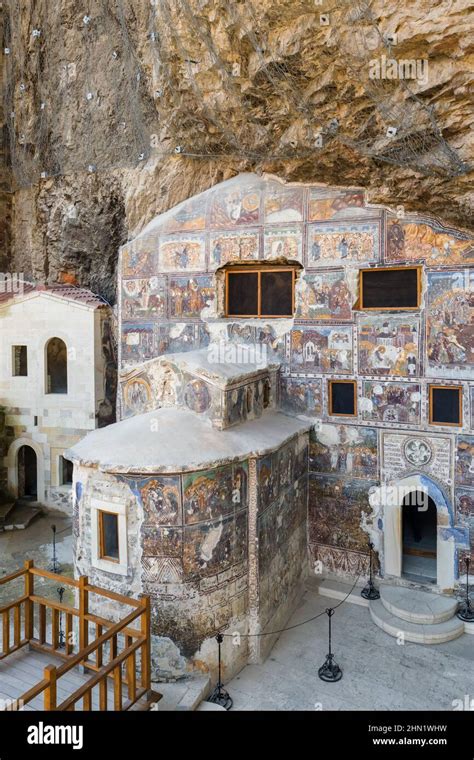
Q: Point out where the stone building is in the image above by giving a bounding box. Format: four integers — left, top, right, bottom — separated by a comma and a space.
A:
69, 173, 474, 680
0, 284, 114, 515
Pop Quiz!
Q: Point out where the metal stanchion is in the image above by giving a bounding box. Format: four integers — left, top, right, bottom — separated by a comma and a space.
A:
361, 540, 380, 601
318, 608, 342, 682
457, 555, 474, 622
208, 633, 233, 710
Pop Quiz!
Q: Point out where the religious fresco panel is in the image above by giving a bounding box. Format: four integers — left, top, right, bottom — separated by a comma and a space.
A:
169, 275, 214, 319
183, 462, 248, 524
306, 220, 380, 267
209, 229, 259, 266
386, 216, 474, 265
456, 436, 474, 488
358, 316, 420, 377
263, 225, 303, 262
257, 452, 280, 512
310, 424, 378, 479
308, 188, 376, 221
121, 241, 156, 278
139, 475, 182, 526
296, 270, 353, 320
263, 186, 304, 223
308, 474, 378, 553
121, 276, 166, 321
426, 270, 474, 378
121, 372, 154, 416
142, 526, 183, 558
159, 234, 206, 272
290, 326, 353, 373
160, 194, 208, 233
279, 376, 322, 417
455, 488, 474, 524
225, 380, 265, 427
209, 183, 261, 228
360, 381, 421, 425
121, 323, 157, 365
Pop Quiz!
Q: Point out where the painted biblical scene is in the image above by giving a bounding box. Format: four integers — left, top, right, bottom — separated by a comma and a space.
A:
308, 188, 375, 221
358, 316, 420, 377
306, 220, 380, 267
121, 277, 166, 320
297, 270, 353, 320
209, 229, 259, 266
225, 380, 265, 427
169, 275, 214, 318
139, 475, 182, 526
161, 193, 208, 233
257, 452, 280, 512
360, 381, 421, 424
121, 373, 153, 416
159, 234, 206, 272
386, 216, 474, 265
426, 270, 474, 378
183, 514, 238, 578
121, 240, 156, 277
456, 436, 474, 488
263, 226, 303, 262
209, 183, 261, 228
166, 323, 210, 354
264, 186, 304, 223
310, 424, 378, 479
142, 526, 182, 558
455, 488, 474, 523
290, 326, 353, 373
308, 474, 378, 553
121, 323, 156, 365
183, 462, 248, 524
279, 376, 322, 417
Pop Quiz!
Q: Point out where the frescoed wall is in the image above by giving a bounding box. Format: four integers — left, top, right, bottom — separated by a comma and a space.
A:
116, 172, 474, 586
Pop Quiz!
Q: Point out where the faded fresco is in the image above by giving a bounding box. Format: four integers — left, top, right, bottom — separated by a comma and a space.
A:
306, 220, 380, 267
456, 436, 474, 487
169, 275, 214, 319
264, 186, 304, 222
360, 381, 421, 424
309, 424, 378, 479
290, 326, 353, 373
309, 188, 375, 221
386, 216, 474, 265
279, 376, 322, 417
122, 277, 166, 320
358, 316, 420, 377
159, 234, 206, 271
426, 270, 474, 378
297, 270, 353, 320
263, 225, 303, 262
210, 229, 259, 266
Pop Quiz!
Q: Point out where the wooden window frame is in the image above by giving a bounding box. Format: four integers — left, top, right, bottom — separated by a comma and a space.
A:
428, 384, 463, 427
359, 265, 422, 311
98, 510, 120, 563
225, 265, 296, 318
328, 379, 357, 418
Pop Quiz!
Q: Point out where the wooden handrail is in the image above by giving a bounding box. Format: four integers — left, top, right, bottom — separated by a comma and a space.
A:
0, 567, 26, 586
86, 583, 142, 608
29, 594, 79, 616
0, 594, 28, 614
29, 567, 80, 587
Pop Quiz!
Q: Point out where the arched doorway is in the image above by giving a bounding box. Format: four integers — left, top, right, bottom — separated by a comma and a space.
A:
45, 337, 68, 394
402, 491, 437, 582
17, 445, 38, 500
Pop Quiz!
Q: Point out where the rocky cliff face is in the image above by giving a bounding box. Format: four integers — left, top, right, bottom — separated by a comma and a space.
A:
1, 0, 473, 302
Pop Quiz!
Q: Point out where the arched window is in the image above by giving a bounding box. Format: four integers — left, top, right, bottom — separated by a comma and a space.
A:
46, 338, 68, 394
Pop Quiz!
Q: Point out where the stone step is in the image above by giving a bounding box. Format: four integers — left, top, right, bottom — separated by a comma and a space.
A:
380, 584, 458, 625
0, 502, 15, 526
1, 503, 43, 531
370, 599, 465, 644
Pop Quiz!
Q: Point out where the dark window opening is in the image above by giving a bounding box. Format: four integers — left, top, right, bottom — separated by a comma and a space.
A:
329, 380, 357, 416
99, 511, 119, 562
60, 455, 73, 485
226, 267, 295, 318
18, 445, 37, 500
360, 267, 420, 310
263, 379, 271, 409
46, 337, 68, 394
13, 345, 28, 376
429, 385, 462, 426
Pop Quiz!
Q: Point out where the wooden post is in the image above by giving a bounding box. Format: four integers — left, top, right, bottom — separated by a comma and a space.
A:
78, 575, 89, 658
44, 665, 57, 710
140, 595, 151, 692
24, 560, 34, 641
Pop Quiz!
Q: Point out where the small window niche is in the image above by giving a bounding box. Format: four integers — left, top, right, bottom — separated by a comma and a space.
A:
359, 266, 421, 310
328, 380, 357, 417
429, 385, 462, 426
12, 345, 28, 376
98, 510, 120, 562
225, 266, 296, 318
59, 455, 73, 485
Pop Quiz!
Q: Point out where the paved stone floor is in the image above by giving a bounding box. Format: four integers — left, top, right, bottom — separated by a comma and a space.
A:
227, 587, 474, 711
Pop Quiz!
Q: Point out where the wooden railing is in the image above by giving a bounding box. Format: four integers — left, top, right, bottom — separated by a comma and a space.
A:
0, 560, 151, 711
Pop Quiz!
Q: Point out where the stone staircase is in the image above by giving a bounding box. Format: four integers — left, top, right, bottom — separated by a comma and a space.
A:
0, 499, 43, 532
370, 585, 465, 644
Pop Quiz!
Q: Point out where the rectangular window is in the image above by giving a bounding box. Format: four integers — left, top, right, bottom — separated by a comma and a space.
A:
359, 267, 421, 310
60, 455, 73, 485
12, 345, 28, 376
429, 385, 462, 426
328, 380, 357, 417
226, 267, 295, 318
98, 511, 120, 562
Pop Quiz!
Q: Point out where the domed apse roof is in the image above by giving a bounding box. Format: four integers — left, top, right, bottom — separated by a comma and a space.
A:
67, 407, 309, 474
